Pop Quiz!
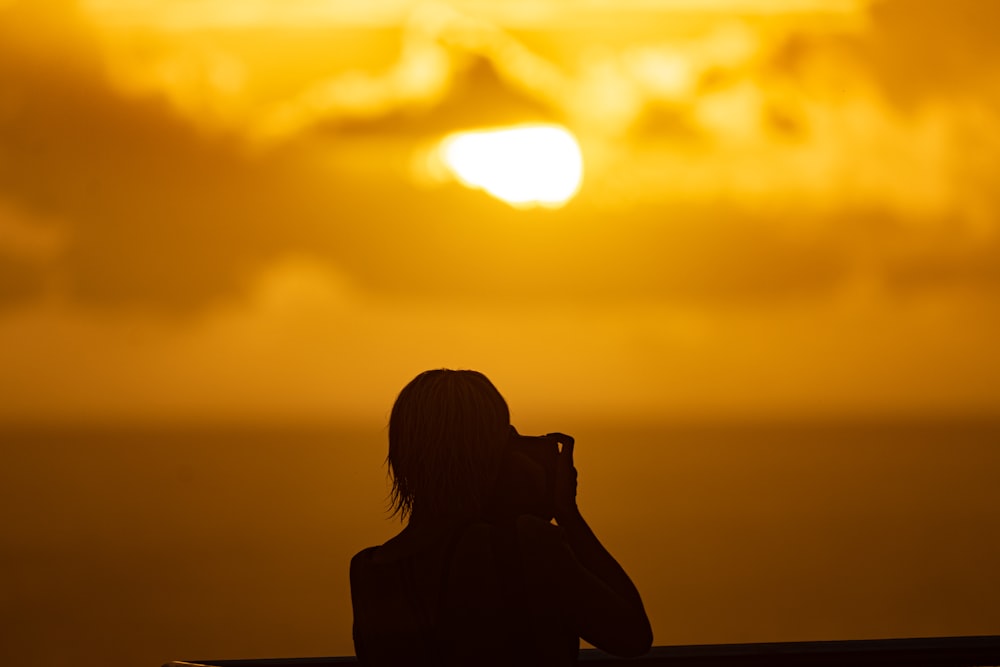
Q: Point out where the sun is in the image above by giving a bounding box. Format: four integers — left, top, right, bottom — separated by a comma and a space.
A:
435, 125, 584, 209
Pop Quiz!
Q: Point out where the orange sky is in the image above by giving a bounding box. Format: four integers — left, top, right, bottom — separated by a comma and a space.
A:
4, 4, 1000, 667
2, 0, 1000, 425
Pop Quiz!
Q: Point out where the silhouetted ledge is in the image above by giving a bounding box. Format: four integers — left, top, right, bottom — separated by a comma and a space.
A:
164, 635, 1000, 666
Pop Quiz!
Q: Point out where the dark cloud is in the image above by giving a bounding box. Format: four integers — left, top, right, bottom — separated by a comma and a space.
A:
883, 233, 1000, 297
0, 21, 368, 312
0, 254, 45, 305
0, 29, 850, 313
866, 0, 1000, 109
760, 0, 1000, 112
2, 5, 999, 316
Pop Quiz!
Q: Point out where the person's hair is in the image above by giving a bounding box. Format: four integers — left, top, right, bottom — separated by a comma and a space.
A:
387, 369, 511, 522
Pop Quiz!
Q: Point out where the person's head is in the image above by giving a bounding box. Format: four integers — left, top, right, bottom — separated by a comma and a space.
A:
387, 369, 511, 522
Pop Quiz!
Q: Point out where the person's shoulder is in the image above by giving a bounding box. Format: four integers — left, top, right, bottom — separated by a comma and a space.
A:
352, 545, 379, 560
350, 546, 379, 574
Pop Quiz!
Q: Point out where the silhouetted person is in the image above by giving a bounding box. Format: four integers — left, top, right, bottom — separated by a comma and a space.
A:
350, 369, 652, 666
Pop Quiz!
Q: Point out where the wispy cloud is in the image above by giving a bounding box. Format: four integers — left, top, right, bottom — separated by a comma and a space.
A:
80, 0, 872, 30
1, 0, 999, 421
80, 0, 1000, 240
3, 253, 999, 425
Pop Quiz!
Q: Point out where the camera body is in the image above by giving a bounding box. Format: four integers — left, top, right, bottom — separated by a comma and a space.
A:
488, 427, 572, 522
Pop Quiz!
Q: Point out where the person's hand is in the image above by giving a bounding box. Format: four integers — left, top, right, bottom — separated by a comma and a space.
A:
550, 433, 579, 524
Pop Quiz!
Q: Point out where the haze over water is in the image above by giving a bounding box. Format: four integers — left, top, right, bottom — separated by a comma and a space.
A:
4, 419, 999, 667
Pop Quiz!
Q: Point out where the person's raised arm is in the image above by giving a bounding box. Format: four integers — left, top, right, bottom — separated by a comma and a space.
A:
517, 436, 653, 657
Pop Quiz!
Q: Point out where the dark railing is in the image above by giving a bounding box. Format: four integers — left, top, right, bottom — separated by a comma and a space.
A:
166, 635, 1000, 667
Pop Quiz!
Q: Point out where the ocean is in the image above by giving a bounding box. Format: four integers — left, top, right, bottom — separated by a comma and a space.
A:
2, 419, 999, 667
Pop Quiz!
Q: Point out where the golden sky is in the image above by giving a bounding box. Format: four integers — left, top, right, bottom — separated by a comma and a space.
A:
2, 0, 1000, 425
4, 4, 1000, 666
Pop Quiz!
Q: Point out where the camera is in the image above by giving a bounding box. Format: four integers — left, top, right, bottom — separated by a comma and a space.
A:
488, 427, 573, 521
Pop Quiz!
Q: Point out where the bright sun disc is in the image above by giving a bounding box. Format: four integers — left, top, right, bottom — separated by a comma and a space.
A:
438, 125, 583, 209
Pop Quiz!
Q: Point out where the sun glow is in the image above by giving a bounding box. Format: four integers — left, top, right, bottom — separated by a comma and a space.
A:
436, 125, 584, 209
